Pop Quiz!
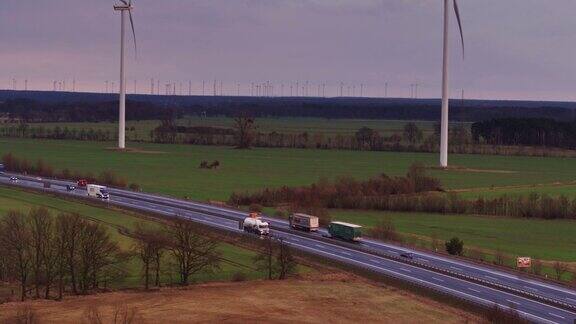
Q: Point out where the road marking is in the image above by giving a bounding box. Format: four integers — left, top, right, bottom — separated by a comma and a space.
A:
566, 297, 576, 303
292, 238, 300, 242
450, 266, 462, 271
523, 286, 538, 291
485, 276, 499, 281
387, 250, 398, 254
370, 259, 381, 264
418, 258, 429, 263
341, 251, 352, 256
432, 277, 444, 282
315, 244, 325, 249
548, 313, 565, 320
468, 288, 481, 293
400, 268, 412, 273
506, 299, 520, 306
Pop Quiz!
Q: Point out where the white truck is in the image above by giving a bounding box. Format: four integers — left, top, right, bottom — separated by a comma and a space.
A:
289, 213, 319, 232
242, 213, 270, 236
87, 184, 110, 200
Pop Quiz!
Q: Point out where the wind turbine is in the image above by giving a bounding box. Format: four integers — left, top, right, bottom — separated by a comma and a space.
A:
439, 0, 465, 168
114, 0, 137, 150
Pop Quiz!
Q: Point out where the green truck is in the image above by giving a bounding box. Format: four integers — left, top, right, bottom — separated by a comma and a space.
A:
328, 221, 362, 242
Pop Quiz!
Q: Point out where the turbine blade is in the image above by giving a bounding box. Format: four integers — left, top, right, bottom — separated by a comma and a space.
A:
120, 0, 128, 5
128, 10, 138, 59
453, 0, 465, 59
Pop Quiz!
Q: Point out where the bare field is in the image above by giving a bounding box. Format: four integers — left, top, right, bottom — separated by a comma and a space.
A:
0, 274, 478, 324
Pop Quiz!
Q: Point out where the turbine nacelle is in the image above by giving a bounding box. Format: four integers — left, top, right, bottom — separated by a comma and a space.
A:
113, 5, 133, 11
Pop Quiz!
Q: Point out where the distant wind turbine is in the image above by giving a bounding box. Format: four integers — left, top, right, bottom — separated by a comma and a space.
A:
114, 0, 137, 150
439, 0, 465, 168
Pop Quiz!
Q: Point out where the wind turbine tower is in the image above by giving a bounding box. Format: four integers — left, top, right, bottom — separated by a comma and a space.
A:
114, 0, 137, 150
439, 0, 465, 168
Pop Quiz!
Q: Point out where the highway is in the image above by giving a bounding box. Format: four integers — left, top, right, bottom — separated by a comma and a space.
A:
1, 173, 575, 324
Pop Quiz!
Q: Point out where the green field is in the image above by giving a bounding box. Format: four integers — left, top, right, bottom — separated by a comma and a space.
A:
330, 210, 576, 262
0, 186, 295, 287
25, 117, 445, 139
2, 138, 576, 202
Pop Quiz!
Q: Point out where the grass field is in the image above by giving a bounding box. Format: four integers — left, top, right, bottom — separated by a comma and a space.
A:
2, 138, 576, 202
24, 117, 445, 139
330, 210, 576, 263
0, 186, 294, 288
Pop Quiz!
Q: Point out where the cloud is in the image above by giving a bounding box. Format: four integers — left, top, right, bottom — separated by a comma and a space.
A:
0, 0, 575, 100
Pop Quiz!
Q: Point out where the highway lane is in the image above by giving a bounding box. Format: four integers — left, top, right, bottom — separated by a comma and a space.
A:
99, 182, 576, 309
1, 174, 576, 323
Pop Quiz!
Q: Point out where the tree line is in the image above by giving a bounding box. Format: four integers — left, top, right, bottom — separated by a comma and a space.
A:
3, 118, 576, 158
231, 166, 576, 221
0, 98, 181, 123
0, 208, 298, 302
1, 153, 135, 189
472, 117, 576, 149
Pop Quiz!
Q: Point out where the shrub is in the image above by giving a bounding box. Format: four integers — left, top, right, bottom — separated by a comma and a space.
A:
129, 183, 141, 192
445, 237, 464, 256
368, 217, 400, 242
249, 203, 263, 213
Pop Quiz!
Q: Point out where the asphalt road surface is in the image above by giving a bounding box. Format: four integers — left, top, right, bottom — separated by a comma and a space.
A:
1, 173, 575, 324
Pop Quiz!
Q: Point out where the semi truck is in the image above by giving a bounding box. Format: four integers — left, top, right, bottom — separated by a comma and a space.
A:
242, 212, 270, 236
289, 213, 319, 232
87, 184, 110, 200
328, 221, 362, 242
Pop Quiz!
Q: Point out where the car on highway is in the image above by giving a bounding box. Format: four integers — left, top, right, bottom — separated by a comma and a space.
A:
400, 252, 414, 259
9, 176, 18, 182
66, 185, 76, 191
77, 179, 88, 187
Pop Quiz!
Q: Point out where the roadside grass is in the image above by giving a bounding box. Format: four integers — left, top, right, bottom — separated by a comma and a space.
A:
2, 139, 576, 202
330, 209, 576, 263
0, 186, 308, 288
455, 183, 576, 200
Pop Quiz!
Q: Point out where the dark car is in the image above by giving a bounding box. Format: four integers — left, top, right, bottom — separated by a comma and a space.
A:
9, 176, 18, 182
400, 252, 414, 259
66, 185, 76, 191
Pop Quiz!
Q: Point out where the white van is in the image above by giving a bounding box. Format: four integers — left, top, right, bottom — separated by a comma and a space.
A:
87, 184, 110, 200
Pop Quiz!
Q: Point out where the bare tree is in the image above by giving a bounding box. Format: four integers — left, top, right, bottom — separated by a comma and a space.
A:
253, 237, 275, 280
55, 213, 83, 296
531, 259, 543, 276
0, 211, 33, 301
28, 208, 58, 299
165, 219, 221, 285
233, 113, 257, 149
254, 237, 297, 280
133, 223, 167, 289
553, 261, 569, 281
275, 238, 297, 280
77, 221, 120, 293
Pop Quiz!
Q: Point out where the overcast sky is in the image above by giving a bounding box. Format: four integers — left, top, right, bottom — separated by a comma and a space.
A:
1, 0, 576, 101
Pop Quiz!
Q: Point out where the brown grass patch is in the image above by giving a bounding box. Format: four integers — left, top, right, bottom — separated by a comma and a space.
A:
0, 274, 479, 323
